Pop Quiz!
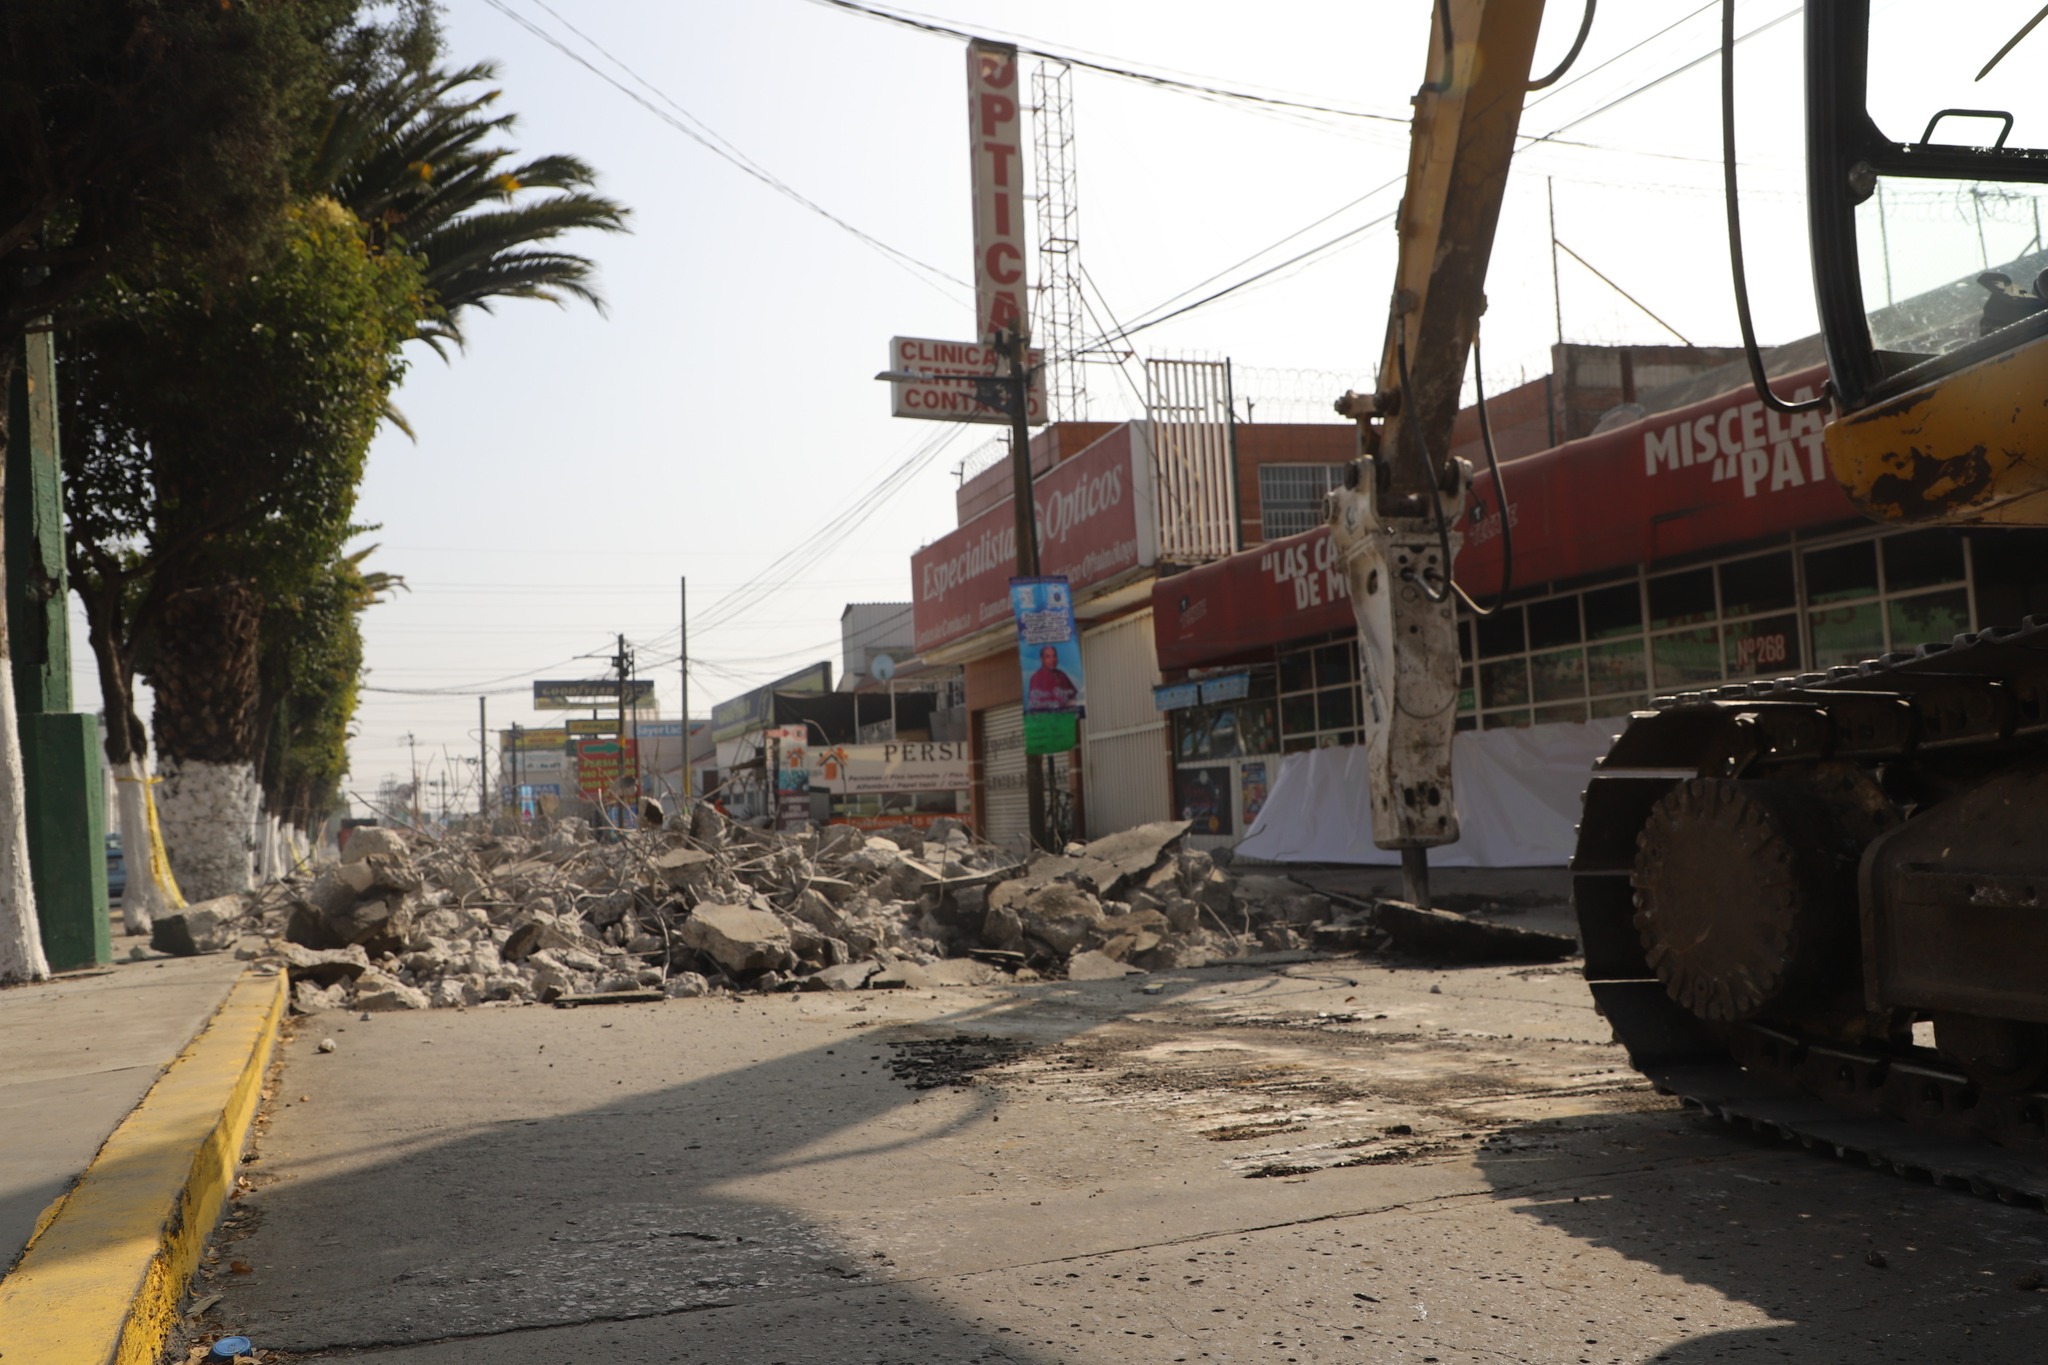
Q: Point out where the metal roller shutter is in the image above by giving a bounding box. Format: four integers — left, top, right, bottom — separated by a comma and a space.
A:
982, 702, 1078, 851
981, 704, 1028, 847
1081, 609, 1170, 838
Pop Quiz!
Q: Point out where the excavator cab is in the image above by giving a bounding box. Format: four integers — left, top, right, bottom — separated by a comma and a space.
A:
1810, 1, 2048, 525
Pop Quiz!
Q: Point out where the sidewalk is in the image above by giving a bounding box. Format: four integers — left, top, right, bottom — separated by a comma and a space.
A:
0, 919, 285, 1361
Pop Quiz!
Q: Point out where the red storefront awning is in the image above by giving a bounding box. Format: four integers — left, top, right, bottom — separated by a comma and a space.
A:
1153, 366, 1855, 671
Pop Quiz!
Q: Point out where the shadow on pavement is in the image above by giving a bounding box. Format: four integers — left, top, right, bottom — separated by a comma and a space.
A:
1472, 1106, 2048, 1363
212, 974, 1249, 1363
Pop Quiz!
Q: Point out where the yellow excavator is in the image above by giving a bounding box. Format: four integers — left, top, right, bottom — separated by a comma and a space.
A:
1332, 0, 2048, 1197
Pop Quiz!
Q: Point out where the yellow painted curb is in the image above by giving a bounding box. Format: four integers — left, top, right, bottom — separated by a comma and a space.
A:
0, 967, 287, 1363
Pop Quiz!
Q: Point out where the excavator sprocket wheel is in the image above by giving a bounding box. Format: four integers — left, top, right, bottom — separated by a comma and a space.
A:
1631, 778, 1843, 1024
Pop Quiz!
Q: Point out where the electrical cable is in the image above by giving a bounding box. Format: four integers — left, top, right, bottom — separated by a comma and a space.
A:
1719, 0, 1829, 415
1455, 328, 1514, 617
802, 0, 1410, 125
1528, 0, 1597, 91
479, 0, 968, 303
1075, 7, 1801, 356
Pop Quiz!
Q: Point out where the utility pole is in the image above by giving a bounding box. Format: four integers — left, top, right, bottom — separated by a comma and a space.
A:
477, 696, 488, 820
1004, 327, 1051, 853
611, 633, 633, 830
688, 573, 696, 802
400, 733, 419, 827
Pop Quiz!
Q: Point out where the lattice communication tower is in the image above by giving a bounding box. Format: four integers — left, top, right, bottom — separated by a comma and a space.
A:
1031, 61, 1087, 422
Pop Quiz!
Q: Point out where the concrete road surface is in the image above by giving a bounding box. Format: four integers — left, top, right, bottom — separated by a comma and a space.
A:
194, 956, 2048, 1363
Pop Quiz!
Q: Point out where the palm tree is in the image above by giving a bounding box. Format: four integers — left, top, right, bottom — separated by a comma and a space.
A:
314, 55, 629, 351
82, 35, 629, 908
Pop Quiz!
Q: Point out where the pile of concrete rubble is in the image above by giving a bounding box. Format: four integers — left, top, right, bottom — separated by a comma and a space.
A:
153, 811, 1379, 1013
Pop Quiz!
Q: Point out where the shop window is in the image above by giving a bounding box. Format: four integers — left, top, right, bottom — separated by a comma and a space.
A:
1482, 709, 1532, 729
1534, 701, 1589, 725
1648, 568, 1716, 628
1583, 581, 1643, 640
1969, 529, 2048, 624
1281, 692, 1317, 735
1318, 685, 1357, 730
1174, 698, 1279, 761
1480, 657, 1530, 708
1882, 530, 1965, 594
1719, 552, 1796, 617
1527, 596, 1582, 650
1457, 664, 1474, 716
1589, 695, 1642, 719
1888, 588, 1971, 651
1314, 642, 1353, 688
1279, 648, 1314, 694
1258, 464, 1346, 540
1804, 541, 1877, 604
1810, 602, 1885, 668
1724, 612, 1802, 678
1476, 605, 1526, 658
1585, 639, 1647, 696
1651, 627, 1722, 689
1530, 647, 1586, 703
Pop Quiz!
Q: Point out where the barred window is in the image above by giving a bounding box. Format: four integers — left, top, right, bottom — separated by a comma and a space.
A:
1258, 463, 1346, 541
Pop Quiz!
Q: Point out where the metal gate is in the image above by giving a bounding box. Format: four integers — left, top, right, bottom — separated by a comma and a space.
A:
981, 702, 1078, 851
1081, 609, 1170, 838
981, 704, 1028, 847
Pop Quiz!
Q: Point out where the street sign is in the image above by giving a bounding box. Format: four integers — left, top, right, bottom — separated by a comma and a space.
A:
967, 40, 1030, 343
885, 336, 1045, 425
532, 678, 655, 710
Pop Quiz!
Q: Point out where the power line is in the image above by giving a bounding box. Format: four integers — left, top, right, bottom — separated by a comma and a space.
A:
1070, 3, 1802, 353
478, 0, 968, 304
802, 0, 1410, 126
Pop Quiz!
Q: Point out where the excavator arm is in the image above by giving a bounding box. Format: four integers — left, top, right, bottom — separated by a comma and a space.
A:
1327, 1, 1549, 903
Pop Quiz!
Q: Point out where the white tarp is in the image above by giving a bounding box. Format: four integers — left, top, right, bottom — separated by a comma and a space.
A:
1233, 720, 1627, 867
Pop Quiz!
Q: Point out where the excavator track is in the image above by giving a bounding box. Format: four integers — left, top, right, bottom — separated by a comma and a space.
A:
1574, 614, 2048, 1206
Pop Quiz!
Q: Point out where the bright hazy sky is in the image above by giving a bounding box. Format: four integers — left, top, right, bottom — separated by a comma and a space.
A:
74, 0, 2022, 808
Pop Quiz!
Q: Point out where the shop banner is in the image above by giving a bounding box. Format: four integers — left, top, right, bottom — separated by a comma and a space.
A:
767, 726, 810, 793
1012, 576, 1084, 756
1152, 365, 1853, 671
810, 741, 970, 794
574, 739, 638, 800
912, 423, 1157, 654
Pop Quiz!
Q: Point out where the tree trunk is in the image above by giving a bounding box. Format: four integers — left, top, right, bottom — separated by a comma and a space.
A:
151, 580, 262, 900
0, 349, 49, 983
82, 581, 163, 931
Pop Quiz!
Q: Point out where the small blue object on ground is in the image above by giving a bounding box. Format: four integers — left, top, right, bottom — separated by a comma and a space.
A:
208, 1336, 253, 1360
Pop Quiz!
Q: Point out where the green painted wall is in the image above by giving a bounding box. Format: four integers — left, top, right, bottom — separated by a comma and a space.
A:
23, 713, 109, 970
10, 332, 109, 968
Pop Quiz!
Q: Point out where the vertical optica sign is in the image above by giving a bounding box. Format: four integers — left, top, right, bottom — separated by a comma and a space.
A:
967, 39, 1029, 345
1011, 576, 1084, 755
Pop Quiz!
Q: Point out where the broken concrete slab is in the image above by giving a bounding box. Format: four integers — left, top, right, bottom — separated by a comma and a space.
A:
1067, 949, 1143, 981
801, 960, 881, 992
1371, 899, 1577, 963
273, 942, 372, 986
1018, 883, 1102, 956
353, 969, 430, 1011
869, 959, 932, 991
679, 903, 793, 976
1067, 820, 1191, 898
149, 896, 244, 956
